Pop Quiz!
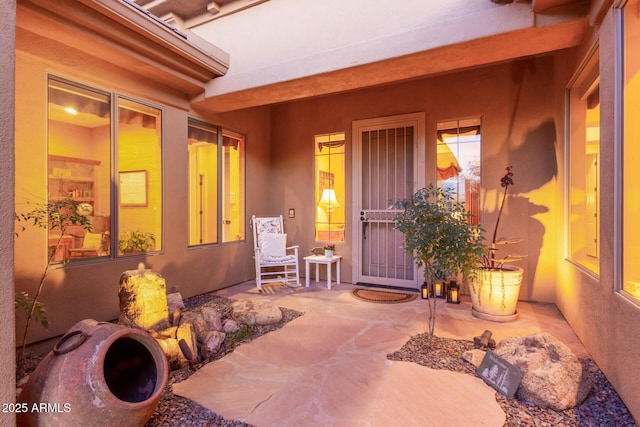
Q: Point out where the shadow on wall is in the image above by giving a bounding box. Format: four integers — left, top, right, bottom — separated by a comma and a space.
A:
496, 119, 557, 300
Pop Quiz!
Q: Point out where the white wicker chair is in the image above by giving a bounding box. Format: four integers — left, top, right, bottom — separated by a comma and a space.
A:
251, 215, 301, 290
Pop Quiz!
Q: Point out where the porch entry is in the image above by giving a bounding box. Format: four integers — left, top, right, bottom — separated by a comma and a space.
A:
352, 113, 425, 290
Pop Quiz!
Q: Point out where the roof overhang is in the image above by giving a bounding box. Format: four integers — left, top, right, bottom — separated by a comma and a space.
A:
192, 1, 589, 112
16, 0, 229, 99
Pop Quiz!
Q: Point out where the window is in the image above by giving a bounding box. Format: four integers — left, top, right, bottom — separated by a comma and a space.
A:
623, 0, 640, 300
436, 119, 481, 223
221, 129, 245, 243
188, 121, 246, 245
315, 132, 345, 242
568, 48, 600, 275
117, 98, 163, 254
47, 76, 163, 261
188, 120, 219, 246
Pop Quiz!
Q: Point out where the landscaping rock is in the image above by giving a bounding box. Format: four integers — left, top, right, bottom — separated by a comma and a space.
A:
231, 299, 283, 325
181, 311, 209, 342
201, 331, 226, 359
167, 292, 185, 312
200, 306, 223, 331
495, 332, 592, 410
463, 349, 487, 368
222, 319, 240, 334
118, 267, 169, 330
177, 321, 198, 365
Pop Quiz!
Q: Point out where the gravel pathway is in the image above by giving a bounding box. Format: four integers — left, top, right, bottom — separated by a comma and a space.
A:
144, 294, 636, 427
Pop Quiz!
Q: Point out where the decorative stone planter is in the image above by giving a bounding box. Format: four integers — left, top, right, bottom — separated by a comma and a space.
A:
469, 265, 523, 322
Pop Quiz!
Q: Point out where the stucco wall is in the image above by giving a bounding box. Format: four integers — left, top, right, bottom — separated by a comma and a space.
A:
270, 55, 562, 303
0, 1, 16, 425
13, 52, 271, 344
555, 8, 640, 422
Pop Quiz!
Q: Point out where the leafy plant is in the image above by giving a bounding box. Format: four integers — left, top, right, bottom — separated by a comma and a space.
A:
118, 230, 156, 253
15, 198, 92, 362
225, 324, 255, 350
323, 243, 335, 251
394, 185, 486, 347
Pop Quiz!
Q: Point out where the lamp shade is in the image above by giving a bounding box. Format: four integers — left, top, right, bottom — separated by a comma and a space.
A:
319, 189, 340, 210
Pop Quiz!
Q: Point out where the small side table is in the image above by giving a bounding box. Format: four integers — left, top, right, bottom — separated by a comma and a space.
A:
304, 255, 341, 289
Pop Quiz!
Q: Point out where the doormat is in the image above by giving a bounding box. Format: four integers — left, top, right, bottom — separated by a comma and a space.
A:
351, 288, 417, 304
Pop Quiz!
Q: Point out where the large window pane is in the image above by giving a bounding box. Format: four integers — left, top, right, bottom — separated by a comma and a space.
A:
436, 119, 481, 223
117, 97, 163, 255
623, 1, 640, 300
315, 132, 346, 242
188, 120, 219, 246
47, 78, 111, 262
568, 49, 600, 274
221, 129, 245, 242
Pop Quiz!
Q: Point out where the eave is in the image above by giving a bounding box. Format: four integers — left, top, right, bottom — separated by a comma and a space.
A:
17, 0, 229, 99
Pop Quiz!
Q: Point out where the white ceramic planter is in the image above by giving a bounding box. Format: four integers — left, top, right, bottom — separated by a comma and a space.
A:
469, 266, 523, 322
324, 249, 334, 259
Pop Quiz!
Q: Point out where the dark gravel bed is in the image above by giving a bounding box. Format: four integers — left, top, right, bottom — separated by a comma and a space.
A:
143, 293, 635, 426
387, 334, 637, 427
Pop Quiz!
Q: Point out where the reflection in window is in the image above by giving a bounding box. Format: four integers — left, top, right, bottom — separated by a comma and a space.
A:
221, 129, 245, 243
315, 132, 345, 242
436, 119, 481, 223
568, 48, 600, 274
117, 98, 163, 255
47, 78, 111, 262
188, 120, 218, 246
623, 1, 640, 300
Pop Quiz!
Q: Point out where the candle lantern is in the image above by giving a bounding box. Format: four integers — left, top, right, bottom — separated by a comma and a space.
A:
447, 280, 460, 304
421, 282, 430, 299
434, 281, 445, 298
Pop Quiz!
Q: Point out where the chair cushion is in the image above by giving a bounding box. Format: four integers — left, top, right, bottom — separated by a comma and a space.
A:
82, 232, 103, 249
262, 254, 298, 264
261, 233, 287, 257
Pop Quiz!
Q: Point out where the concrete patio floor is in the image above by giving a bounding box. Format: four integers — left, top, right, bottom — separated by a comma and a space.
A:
173, 281, 588, 427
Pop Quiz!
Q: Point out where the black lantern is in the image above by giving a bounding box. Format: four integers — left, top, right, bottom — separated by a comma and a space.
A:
421, 282, 430, 299
446, 280, 461, 304
434, 281, 445, 298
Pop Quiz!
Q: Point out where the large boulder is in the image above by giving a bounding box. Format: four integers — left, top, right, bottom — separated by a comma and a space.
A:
495, 332, 591, 410
231, 299, 282, 325
118, 267, 169, 330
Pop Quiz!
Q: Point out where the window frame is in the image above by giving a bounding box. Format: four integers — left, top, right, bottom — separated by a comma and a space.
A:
565, 44, 601, 277
617, 0, 640, 304
314, 132, 346, 244
46, 75, 165, 264
187, 118, 247, 247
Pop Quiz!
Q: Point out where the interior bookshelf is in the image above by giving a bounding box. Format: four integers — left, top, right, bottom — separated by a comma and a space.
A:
48, 155, 101, 206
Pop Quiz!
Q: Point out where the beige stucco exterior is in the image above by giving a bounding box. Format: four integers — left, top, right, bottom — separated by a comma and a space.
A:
1, 1, 16, 425
5, 0, 640, 423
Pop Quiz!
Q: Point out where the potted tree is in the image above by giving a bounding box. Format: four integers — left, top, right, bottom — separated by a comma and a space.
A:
469, 166, 525, 322
394, 185, 486, 348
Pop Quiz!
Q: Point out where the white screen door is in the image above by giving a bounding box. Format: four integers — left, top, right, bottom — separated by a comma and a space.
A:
352, 113, 425, 289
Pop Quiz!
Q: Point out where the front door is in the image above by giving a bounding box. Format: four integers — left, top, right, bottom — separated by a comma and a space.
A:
352, 113, 425, 289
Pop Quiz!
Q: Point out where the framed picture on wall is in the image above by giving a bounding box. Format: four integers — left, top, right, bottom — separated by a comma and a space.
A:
119, 170, 148, 207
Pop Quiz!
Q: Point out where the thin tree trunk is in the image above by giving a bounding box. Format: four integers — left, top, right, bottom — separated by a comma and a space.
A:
20, 233, 59, 359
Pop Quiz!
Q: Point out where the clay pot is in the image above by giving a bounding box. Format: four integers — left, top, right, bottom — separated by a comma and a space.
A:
469, 266, 524, 322
17, 319, 168, 427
